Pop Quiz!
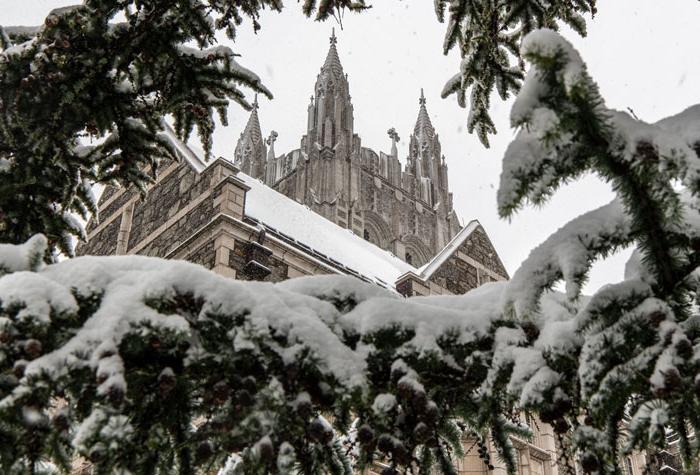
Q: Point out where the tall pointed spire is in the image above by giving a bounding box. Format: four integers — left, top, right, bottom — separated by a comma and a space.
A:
322, 27, 344, 77
414, 88, 435, 139
234, 94, 266, 178
241, 94, 263, 145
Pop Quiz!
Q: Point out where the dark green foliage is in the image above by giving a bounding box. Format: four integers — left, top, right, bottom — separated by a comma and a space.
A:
0, 242, 542, 474
0, 1, 277, 256
434, 0, 597, 146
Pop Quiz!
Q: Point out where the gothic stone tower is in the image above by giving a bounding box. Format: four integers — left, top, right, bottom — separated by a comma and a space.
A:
233, 95, 267, 179
236, 30, 461, 267
270, 29, 362, 233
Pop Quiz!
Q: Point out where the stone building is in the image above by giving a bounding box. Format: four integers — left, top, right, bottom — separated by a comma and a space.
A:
234, 29, 460, 268
76, 31, 576, 475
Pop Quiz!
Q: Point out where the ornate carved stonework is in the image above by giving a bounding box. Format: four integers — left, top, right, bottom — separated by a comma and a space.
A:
246, 33, 461, 267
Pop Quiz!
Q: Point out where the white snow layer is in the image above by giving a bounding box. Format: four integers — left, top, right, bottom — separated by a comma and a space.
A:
503, 199, 631, 319
0, 237, 511, 407
238, 173, 418, 287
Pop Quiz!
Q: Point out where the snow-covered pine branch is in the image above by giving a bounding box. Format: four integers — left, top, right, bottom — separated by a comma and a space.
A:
0, 234, 547, 474
497, 28, 700, 472
0, 1, 275, 256
435, 0, 597, 147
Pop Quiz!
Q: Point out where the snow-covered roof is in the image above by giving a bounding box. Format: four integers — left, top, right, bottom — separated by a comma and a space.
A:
161, 125, 477, 289
237, 173, 418, 287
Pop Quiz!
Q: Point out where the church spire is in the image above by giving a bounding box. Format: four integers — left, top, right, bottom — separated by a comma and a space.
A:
241, 94, 263, 145
414, 88, 435, 139
322, 27, 344, 77
234, 94, 266, 178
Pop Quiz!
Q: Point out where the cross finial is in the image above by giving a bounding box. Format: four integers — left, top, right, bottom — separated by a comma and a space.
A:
266, 130, 278, 146
252, 94, 259, 111
419, 88, 426, 105
330, 27, 337, 45
387, 127, 400, 143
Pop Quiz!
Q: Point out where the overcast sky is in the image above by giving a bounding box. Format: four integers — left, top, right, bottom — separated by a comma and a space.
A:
3, 1, 700, 293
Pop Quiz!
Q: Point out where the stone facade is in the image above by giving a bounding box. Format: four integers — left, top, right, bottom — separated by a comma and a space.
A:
234, 31, 460, 267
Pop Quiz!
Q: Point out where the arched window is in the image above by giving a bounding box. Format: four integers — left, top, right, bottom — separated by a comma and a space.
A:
405, 252, 413, 265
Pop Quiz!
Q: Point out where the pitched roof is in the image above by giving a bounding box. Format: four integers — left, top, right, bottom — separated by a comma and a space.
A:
239, 173, 417, 287
162, 126, 508, 290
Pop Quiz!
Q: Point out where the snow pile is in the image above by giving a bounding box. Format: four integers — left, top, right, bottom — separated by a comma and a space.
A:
0, 234, 47, 275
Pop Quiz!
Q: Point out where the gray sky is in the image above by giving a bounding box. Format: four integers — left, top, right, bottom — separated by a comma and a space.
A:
3, 1, 700, 293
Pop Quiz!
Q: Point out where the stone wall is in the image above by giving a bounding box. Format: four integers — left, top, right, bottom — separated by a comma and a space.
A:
460, 226, 508, 278
358, 170, 437, 265
228, 239, 289, 283
136, 196, 216, 257
427, 225, 508, 294
128, 165, 213, 250
429, 256, 479, 295
78, 215, 121, 256
78, 160, 232, 259
187, 240, 216, 270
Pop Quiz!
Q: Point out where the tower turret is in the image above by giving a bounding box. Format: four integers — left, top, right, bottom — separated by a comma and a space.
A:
305, 28, 355, 153
407, 89, 448, 205
264, 130, 278, 185
234, 96, 267, 179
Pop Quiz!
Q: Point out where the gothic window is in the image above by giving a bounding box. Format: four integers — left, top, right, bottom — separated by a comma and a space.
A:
405, 252, 413, 265
363, 229, 370, 241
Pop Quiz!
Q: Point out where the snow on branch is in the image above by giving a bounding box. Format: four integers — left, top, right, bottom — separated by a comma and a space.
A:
503, 199, 632, 319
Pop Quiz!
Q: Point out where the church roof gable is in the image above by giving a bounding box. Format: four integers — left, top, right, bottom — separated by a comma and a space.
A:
416, 220, 509, 281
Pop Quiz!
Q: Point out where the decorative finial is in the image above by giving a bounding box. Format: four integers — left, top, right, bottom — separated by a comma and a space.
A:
310, 95, 314, 104
252, 94, 259, 110
330, 27, 337, 46
266, 130, 278, 146
419, 88, 426, 105
387, 128, 400, 143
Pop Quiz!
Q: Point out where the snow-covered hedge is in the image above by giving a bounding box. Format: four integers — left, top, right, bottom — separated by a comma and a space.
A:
1, 28, 699, 475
